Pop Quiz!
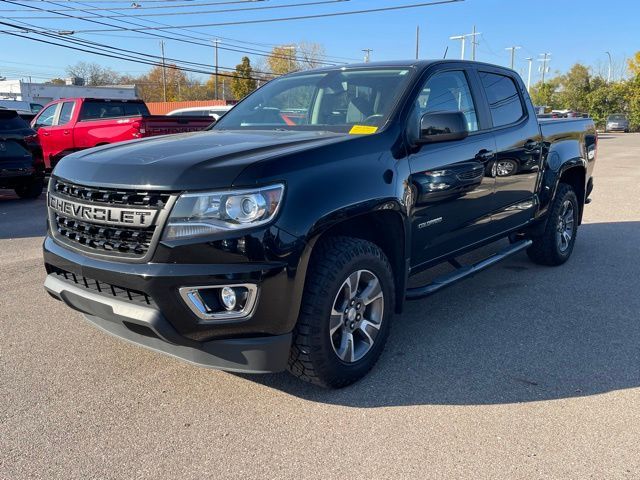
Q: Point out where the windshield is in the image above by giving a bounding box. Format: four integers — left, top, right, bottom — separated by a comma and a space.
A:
214, 68, 412, 133
607, 114, 627, 121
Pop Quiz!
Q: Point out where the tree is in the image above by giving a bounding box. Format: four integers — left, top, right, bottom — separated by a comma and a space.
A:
47, 78, 66, 85
530, 78, 561, 109
266, 46, 298, 76
628, 52, 640, 78
297, 42, 327, 70
65, 61, 122, 86
265, 42, 326, 76
555, 63, 592, 112
586, 81, 628, 127
205, 74, 234, 100
134, 64, 191, 102
231, 57, 257, 100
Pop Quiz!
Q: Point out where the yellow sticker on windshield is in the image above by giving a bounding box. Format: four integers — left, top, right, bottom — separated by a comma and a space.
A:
349, 125, 378, 135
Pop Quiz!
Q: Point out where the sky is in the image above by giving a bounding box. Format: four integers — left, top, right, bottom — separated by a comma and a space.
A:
0, 0, 639, 84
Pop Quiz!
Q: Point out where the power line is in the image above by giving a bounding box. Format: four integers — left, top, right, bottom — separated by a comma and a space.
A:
3, 0, 354, 19
1, 0, 351, 66
0, 0, 260, 11
1, 20, 275, 81
1, 28, 274, 82
61, 0, 465, 33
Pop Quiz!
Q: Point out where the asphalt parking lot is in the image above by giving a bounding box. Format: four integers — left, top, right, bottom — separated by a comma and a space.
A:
1, 134, 639, 479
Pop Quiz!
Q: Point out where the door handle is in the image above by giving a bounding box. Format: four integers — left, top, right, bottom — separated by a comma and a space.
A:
63, 130, 70, 135
41, 131, 50, 136
475, 149, 495, 161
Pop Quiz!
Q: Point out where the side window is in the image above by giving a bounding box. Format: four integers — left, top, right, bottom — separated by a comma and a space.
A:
479, 72, 524, 127
407, 70, 479, 141
57, 102, 74, 126
35, 104, 58, 128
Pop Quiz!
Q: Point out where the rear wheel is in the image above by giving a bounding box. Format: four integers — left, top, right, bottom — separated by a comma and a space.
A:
288, 236, 394, 388
14, 177, 43, 199
526, 183, 579, 266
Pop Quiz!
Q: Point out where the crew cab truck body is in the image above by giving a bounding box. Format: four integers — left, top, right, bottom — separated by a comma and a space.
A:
43, 61, 596, 387
32, 98, 214, 170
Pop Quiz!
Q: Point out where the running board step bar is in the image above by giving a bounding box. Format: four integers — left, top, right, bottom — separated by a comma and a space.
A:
405, 239, 533, 300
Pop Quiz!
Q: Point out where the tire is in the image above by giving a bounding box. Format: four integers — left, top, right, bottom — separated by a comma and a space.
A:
526, 183, 579, 266
14, 178, 43, 199
288, 236, 395, 388
496, 159, 518, 177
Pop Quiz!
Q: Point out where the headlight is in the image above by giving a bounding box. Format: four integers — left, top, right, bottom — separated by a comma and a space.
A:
163, 184, 284, 240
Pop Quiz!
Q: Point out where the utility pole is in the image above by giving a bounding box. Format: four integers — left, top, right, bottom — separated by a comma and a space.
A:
362, 49, 373, 63
505, 46, 521, 69
538, 52, 551, 85
214, 39, 220, 100
450, 28, 480, 60
470, 25, 478, 61
415, 25, 420, 60
525, 57, 533, 92
605, 51, 612, 83
159, 40, 167, 102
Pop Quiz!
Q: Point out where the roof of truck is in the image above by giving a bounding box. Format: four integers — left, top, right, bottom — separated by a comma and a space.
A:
298, 59, 514, 73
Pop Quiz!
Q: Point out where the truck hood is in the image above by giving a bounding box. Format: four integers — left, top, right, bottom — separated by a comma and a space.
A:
53, 129, 349, 190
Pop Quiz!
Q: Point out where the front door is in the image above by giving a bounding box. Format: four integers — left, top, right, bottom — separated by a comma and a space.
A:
42, 101, 76, 169
407, 69, 497, 267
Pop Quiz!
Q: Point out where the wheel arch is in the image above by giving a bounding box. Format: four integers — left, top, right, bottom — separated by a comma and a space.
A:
297, 207, 409, 316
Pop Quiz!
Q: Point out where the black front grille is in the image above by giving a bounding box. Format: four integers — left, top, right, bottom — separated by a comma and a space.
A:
53, 179, 170, 208
50, 178, 171, 258
54, 215, 155, 255
50, 266, 155, 306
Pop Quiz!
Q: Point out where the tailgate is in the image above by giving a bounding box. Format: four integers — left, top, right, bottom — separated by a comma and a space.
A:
141, 115, 213, 136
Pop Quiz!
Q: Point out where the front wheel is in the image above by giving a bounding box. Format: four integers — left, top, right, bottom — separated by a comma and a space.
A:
288, 236, 395, 388
14, 178, 43, 199
527, 183, 579, 266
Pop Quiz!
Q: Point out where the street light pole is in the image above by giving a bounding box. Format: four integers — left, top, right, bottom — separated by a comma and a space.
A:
605, 51, 612, 83
525, 57, 533, 92
450, 35, 466, 60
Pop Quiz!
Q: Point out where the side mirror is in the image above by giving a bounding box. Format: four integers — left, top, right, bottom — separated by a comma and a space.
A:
418, 111, 469, 144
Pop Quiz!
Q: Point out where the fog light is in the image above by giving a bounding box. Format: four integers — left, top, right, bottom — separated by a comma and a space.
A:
220, 286, 237, 311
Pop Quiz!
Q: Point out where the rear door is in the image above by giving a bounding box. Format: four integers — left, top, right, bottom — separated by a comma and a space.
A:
407, 67, 497, 267
477, 68, 542, 231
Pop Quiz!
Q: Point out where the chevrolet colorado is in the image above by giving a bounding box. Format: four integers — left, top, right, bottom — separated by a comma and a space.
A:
43, 61, 596, 388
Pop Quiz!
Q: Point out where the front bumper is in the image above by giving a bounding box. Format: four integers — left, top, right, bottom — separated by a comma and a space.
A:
43, 229, 307, 373
44, 272, 292, 373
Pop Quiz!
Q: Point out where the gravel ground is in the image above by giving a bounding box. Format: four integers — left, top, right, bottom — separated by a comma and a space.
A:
1, 133, 639, 479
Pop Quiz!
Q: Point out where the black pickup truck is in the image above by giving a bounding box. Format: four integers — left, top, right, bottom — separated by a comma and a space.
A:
43, 60, 596, 388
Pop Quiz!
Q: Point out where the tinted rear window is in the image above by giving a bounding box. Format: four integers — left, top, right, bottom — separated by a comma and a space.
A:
79, 101, 149, 120
608, 115, 627, 121
0, 110, 30, 131
479, 72, 525, 127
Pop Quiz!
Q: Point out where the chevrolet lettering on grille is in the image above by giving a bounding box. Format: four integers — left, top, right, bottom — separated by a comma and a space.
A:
48, 195, 157, 227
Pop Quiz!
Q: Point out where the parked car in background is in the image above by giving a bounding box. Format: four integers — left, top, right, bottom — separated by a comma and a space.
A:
0, 109, 44, 198
167, 105, 233, 120
605, 114, 630, 133
0, 99, 44, 114
31, 98, 215, 170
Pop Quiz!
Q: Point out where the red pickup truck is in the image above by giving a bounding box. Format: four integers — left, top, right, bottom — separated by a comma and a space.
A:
31, 98, 214, 170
